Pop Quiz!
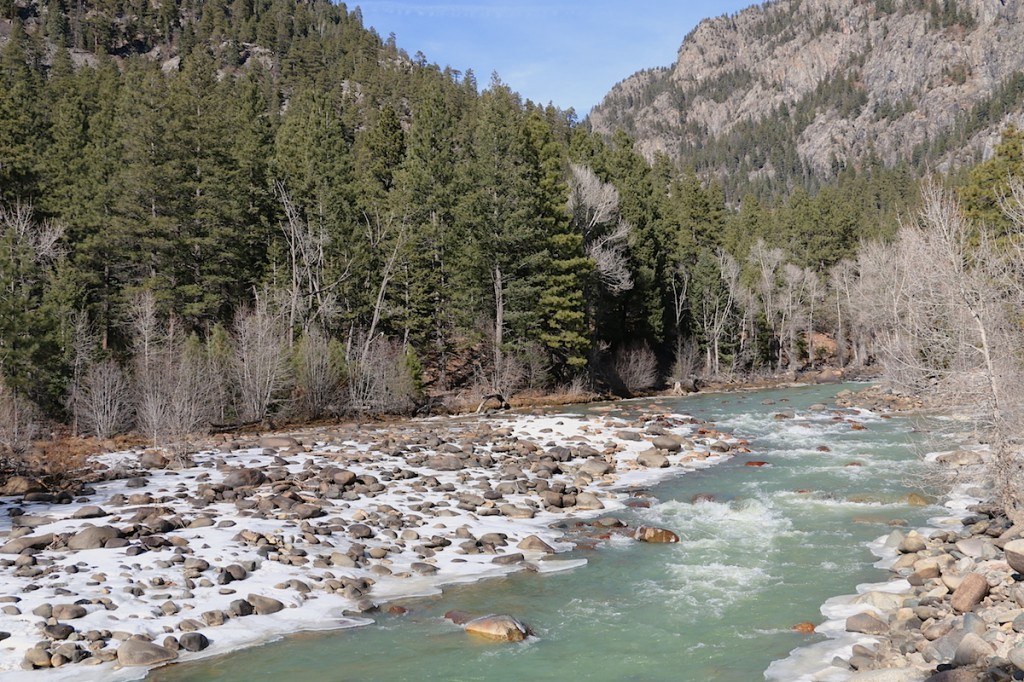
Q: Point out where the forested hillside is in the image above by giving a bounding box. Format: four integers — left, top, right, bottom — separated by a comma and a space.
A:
0, 0, 1017, 458
591, 0, 1024, 201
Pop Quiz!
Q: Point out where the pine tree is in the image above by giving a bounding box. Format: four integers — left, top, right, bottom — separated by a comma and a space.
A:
527, 108, 589, 375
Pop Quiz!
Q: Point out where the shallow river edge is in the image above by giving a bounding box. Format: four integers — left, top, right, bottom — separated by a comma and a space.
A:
768, 441, 1024, 682
0, 404, 744, 681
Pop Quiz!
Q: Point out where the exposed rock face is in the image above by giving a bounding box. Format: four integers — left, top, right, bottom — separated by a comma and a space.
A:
591, 0, 1024, 187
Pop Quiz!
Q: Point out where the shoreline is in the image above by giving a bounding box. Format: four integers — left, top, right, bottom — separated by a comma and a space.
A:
0, 405, 738, 679
767, 441, 1000, 681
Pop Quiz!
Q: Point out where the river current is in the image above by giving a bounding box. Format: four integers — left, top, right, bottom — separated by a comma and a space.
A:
152, 383, 947, 681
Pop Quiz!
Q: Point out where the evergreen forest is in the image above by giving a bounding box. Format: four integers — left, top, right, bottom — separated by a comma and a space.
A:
0, 0, 1017, 450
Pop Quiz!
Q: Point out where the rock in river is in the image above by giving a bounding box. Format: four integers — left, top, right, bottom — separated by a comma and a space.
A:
633, 526, 680, 543
464, 615, 529, 642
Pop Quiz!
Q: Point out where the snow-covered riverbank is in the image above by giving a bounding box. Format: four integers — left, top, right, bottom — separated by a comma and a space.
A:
0, 408, 737, 680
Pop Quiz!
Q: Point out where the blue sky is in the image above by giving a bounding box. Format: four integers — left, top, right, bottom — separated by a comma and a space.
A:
352, 1, 757, 115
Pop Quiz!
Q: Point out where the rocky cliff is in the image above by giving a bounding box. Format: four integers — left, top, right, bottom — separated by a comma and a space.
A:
590, 0, 1024, 195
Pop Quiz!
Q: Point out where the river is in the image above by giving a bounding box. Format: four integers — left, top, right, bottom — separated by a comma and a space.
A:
151, 383, 946, 681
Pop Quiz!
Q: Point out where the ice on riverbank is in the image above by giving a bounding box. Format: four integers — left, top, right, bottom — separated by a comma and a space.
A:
0, 409, 736, 680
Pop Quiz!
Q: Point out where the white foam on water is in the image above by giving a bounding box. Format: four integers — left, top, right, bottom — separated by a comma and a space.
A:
0, 407, 740, 681
765, 461, 986, 682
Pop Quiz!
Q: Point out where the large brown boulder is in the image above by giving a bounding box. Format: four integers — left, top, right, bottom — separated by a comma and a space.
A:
845, 612, 888, 635
633, 526, 680, 543
950, 572, 989, 613
464, 615, 529, 642
0, 476, 44, 496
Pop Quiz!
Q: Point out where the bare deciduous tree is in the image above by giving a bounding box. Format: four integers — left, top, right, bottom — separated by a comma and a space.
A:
76, 359, 132, 439
568, 163, 634, 294
233, 296, 290, 423
613, 343, 658, 394
347, 332, 415, 414
277, 183, 347, 336
130, 293, 214, 454
871, 180, 1024, 521
294, 326, 344, 419
0, 375, 39, 463
748, 239, 786, 369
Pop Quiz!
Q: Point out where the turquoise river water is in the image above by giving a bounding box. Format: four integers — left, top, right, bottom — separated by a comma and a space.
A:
152, 383, 948, 682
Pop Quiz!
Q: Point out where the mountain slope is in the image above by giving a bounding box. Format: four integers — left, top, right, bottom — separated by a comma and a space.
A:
590, 0, 1024, 197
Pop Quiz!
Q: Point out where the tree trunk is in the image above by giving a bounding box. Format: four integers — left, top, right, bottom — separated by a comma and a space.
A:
493, 264, 504, 392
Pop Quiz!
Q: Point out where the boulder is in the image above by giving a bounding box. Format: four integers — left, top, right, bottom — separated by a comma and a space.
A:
0, 533, 54, 554
574, 492, 604, 510
950, 572, 989, 613
0, 476, 44, 496
222, 468, 266, 489
579, 459, 612, 477
1008, 645, 1024, 671
650, 436, 682, 452
258, 436, 299, 449
178, 632, 210, 652
845, 612, 888, 635
499, 505, 535, 519
424, 455, 464, 471
897, 532, 927, 554
51, 604, 87, 620
71, 505, 107, 519
951, 631, 994, 666
246, 594, 284, 615
517, 535, 555, 553
444, 610, 473, 625
139, 451, 168, 469
464, 615, 529, 642
633, 526, 680, 543
935, 450, 983, 467
68, 525, 122, 551
636, 451, 669, 468
116, 639, 178, 666
1004, 539, 1024, 574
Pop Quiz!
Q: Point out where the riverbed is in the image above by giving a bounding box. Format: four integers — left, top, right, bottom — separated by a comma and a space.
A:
151, 383, 946, 682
